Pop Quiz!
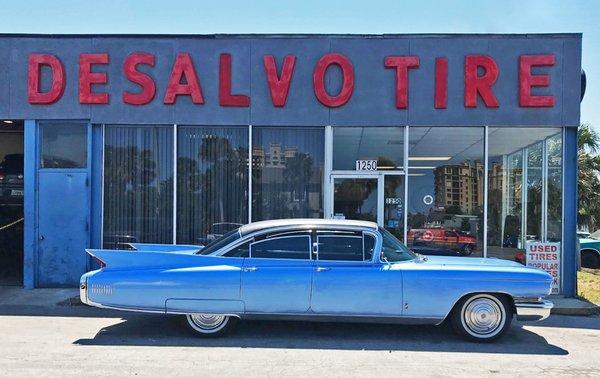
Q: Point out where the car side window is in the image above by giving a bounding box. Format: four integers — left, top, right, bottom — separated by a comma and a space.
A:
222, 240, 251, 257
317, 232, 375, 261
249, 235, 311, 260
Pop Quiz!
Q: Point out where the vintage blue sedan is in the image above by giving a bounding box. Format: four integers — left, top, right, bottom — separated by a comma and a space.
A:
80, 219, 553, 342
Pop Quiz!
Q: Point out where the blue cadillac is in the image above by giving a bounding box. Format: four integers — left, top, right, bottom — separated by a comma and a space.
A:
80, 219, 553, 342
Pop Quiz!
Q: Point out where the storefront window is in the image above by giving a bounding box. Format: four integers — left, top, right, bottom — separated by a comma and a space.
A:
487, 128, 563, 263
176, 126, 248, 245
40, 122, 87, 168
547, 134, 563, 242
407, 127, 484, 257
103, 125, 173, 248
252, 127, 324, 220
333, 127, 404, 171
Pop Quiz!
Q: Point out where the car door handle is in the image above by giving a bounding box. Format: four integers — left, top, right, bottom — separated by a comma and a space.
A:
315, 267, 330, 272
242, 267, 258, 272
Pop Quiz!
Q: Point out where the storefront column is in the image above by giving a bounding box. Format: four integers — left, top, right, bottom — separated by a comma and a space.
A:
562, 126, 578, 297
23, 120, 37, 289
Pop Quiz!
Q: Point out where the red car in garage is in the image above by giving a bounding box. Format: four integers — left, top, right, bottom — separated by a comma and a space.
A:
408, 227, 477, 256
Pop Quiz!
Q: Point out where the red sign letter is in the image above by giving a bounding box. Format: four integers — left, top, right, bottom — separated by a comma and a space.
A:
219, 53, 250, 107
164, 53, 204, 104
464, 55, 499, 108
313, 53, 354, 108
263, 55, 296, 107
519, 54, 555, 107
123, 52, 156, 105
384, 56, 420, 109
79, 53, 109, 104
28, 54, 65, 104
435, 57, 448, 109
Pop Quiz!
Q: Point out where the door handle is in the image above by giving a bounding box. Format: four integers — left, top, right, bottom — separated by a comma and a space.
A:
242, 266, 258, 272
315, 267, 330, 272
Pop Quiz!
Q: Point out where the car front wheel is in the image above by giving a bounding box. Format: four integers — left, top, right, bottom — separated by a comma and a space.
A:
451, 293, 512, 342
184, 314, 238, 337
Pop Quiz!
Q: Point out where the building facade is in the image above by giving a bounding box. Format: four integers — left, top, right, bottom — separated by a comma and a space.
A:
0, 34, 581, 296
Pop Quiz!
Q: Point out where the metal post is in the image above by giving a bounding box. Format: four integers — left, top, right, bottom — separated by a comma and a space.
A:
248, 125, 252, 223
324, 126, 333, 218
172, 124, 177, 244
404, 126, 409, 244
483, 126, 489, 258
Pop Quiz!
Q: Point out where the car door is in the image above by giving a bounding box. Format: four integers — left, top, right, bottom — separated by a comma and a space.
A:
310, 229, 404, 316
241, 231, 314, 313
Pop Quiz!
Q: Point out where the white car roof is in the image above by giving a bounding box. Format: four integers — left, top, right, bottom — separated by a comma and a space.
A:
239, 218, 378, 236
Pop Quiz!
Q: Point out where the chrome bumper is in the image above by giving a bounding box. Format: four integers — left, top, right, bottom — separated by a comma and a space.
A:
79, 277, 89, 305
515, 300, 553, 321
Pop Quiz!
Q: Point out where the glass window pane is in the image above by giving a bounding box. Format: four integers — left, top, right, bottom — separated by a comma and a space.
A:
252, 127, 324, 220
547, 134, 563, 242
407, 127, 483, 257
177, 126, 248, 245
487, 128, 563, 262
40, 122, 87, 168
250, 236, 310, 259
333, 127, 404, 171
333, 178, 377, 222
317, 235, 365, 261
103, 125, 173, 247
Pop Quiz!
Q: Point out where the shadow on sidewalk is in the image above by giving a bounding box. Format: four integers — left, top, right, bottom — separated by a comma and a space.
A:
73, 314, 569, 355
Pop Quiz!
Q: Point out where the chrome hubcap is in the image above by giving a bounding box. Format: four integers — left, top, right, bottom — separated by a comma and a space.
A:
190, 314, 226, 330
463, 297, 503, 335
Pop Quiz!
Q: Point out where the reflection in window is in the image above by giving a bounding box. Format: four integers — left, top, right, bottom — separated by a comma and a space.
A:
252, 127, 324, 220
407, 127, 484, 257
250, 236, 310, 259
333, 127, 404, 170
177, 126, 248, 245
103, 125, 173, 248
527, 142, 543, 241
487, 128, 563, 262
40, 122, 87, 168
547, 135, 563, 242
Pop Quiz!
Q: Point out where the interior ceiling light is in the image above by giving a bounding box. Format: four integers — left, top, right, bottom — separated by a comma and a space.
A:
408, 166, 436, 170
2, 120, 13, 124
408, 156, 451, 161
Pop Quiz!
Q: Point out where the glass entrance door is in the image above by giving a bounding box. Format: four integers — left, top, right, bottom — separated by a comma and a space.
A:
331, 174, 405, 241
332, 177, 378, 223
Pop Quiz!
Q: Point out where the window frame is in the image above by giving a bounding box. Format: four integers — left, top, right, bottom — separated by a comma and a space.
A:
315, 230, 378, 263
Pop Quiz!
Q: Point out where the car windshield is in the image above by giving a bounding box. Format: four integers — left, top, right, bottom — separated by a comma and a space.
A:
379, 227, 417, 262
197, 228, 241, 255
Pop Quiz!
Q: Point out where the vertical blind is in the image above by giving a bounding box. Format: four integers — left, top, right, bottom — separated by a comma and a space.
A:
252, 127, 324, 221
177, 126, 248, 244
103, 125, 173, 248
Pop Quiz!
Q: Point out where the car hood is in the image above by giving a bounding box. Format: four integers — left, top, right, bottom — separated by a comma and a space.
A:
422, 255, 524, 268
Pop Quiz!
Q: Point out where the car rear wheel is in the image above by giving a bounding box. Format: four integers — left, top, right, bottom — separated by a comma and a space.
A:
184, 314, 238, 337
451, 293, 512, 342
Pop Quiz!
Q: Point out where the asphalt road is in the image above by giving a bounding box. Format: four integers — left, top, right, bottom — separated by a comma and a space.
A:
0, 306, 599, 377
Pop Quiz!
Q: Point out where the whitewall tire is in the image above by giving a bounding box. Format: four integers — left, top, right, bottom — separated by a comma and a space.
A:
451, 294, 513, 342
184, 314, 237, 337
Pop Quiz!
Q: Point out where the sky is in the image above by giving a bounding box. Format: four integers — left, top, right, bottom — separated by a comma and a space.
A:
0, 0, 598, 127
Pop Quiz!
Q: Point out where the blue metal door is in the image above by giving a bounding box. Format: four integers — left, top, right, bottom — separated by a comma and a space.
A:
36, 122, 90, 287
37, 171, 89, 286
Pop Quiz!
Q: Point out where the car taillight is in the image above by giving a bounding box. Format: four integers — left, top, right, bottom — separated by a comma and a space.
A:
92, 255, 106, 268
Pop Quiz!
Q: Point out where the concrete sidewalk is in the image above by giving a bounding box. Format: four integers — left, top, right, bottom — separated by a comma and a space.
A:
1, 286, 598, 316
